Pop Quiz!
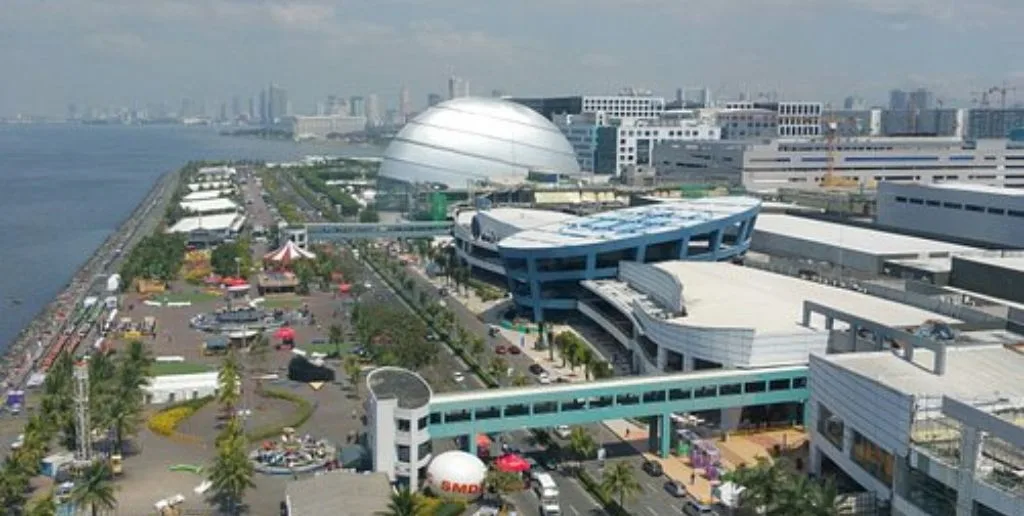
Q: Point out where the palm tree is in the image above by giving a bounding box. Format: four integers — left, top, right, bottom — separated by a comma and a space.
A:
26, 491, 57, 516
469, 336, 486, 358
0, 456, 30, 509
217, 353, 242, 416
804, 478, 843, 516
70, 462, 117, 516
568, 427, 597, 464
343, 355, 363, 396
328, 324, 344, 356
591, 360, 615, 379
600, 461, 642, 510
208, 420, 255, 514
488, 357, 508, 382
511, 373, 530, 387
727, 457, 793, 514
105, 395, 141, 456
379, 487, 426, 516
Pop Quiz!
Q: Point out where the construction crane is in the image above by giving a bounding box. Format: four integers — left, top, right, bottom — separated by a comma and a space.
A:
974, 84, 1020, 109
971, 91, 992, 108
820, 115, 875, 190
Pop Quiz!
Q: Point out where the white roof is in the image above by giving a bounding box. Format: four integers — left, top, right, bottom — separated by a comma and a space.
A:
187, 181, 232, 191
654, 262, 958, 333
953, 254, 1024, 273
819, 341, 1024, 401
500, 197, 761, 250
754, 214, 982, 256
146, 372, 218, 389
197, 166, 236, 176
923, 182, 1024, 196
167, 213, 243, 233
179, 198, 239, 213
182, 190, 231, 201
482, 207, 579, 229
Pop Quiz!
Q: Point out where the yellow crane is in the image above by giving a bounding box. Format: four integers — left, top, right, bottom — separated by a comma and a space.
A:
820, 115, 875, 190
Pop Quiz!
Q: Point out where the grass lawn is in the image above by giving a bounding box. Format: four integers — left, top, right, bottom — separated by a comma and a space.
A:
154, 290, 222, 304
150, 361, 215, 376
261, 296, 303, 309
303, 342, 353, 355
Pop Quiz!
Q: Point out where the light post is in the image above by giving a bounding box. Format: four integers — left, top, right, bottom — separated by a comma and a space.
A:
234, 256, 241, 278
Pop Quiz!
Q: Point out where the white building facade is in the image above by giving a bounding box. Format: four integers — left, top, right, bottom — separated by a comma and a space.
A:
366, 367, 433, 489
581, 94, 666, 119
292, 115, 368, 140
876, 182, 1024, 247
602, 117, 721, 175
718, 101, 824, 138
144, 372, 219, 404
654, 137, 1024, 191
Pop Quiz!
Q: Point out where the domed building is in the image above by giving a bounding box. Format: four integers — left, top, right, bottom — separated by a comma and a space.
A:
377, 97, 580, 211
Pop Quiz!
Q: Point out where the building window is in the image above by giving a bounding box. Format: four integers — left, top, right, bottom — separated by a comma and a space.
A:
817, 404, 844, 450
965, 204, 984, 212
397, 419, 411, 432
417, 441, 432, 458
417, 417, 428, 430
397, 445, 410, 462
851, 430, 894, 485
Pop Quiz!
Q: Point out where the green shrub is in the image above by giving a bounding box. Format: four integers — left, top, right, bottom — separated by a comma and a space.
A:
246, 388, 316, 441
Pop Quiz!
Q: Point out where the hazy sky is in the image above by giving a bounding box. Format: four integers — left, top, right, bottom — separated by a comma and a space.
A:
3, 0, 1024, 116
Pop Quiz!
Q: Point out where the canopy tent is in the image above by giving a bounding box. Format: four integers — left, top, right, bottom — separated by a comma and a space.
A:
264, 241, 316, 263
274, 326, 296, 341
221, 277, 248, 287
494, 453, 531, 473
338, 283, 352, 294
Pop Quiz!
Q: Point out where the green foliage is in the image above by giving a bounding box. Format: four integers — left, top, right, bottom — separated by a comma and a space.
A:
298, 169, 362, 217
600, 461, 643, 510
359, 208, 380, 223
119, 232, 187, 286
70, 462, 118, 516
208, 415, 255, 512
245, 388, 316, 441
725, 457, 843, 516
210, 239, 253, 278
381, 488, 428, 516
577, 470, 630, 516
355, 301, 437, 370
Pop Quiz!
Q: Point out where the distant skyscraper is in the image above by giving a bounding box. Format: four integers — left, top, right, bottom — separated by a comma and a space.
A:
180, 98, 194, 118
909, 88, 934, 111
219, 102, 227, 122
268, 83, 288, 122
350, 96, 365, 117
231, 96, 241, 118
67, 104, 78, 121
366, 94, 380, 126
316, 102, 326, 116
675, 88, 684, 104
249, 96, 257, 121
447, 76, 469, 99
843, 96, 865, 110
399, 86, 412, 118
259, 90, 268, 124
427, 93, 442, 107
889, 89, 909, 111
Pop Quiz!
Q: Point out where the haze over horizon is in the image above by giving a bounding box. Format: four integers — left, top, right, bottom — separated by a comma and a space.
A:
3, 0, 1024, 116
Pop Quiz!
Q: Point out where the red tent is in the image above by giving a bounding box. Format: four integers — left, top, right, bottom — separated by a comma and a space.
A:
338, 283, 352, 294
494, 453, 531, 473
274, 327, 296, 341
221, 277, 247, 286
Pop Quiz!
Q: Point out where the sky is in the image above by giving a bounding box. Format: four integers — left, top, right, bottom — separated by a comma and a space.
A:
3, 0, 1024, 116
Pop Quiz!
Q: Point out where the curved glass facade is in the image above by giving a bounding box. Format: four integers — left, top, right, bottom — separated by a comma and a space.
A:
479, 198, 762, 321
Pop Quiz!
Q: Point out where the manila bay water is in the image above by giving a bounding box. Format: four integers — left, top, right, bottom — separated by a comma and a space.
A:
0, 124, 381, 352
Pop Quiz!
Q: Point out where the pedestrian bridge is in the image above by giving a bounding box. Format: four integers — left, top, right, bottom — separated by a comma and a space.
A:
428, 366, 809, 457
304, 221, 454, 241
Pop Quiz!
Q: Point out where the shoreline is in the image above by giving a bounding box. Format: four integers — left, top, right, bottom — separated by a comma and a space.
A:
1, 167, 180, 387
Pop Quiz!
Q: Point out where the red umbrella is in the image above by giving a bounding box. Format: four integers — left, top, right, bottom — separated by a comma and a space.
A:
494, 453, 531, 473
338, 283, 352, 294
274, 327, 296, 340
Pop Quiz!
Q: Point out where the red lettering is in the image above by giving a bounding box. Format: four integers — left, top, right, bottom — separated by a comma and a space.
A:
439, 480, 481, 495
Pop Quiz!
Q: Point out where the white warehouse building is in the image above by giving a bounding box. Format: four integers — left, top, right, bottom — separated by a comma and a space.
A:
144, 372, 219, 405
876, 182, 1024, 248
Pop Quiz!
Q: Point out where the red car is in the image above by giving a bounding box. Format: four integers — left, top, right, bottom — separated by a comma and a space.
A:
508, 346, 522, 355
495, 345, 508, 354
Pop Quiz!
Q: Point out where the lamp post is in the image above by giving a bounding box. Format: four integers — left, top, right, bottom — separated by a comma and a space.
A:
234, 256, 242, 278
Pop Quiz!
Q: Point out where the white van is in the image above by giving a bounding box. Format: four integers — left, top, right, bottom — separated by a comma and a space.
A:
533, 472, 561, 515
683, 497, 718, 515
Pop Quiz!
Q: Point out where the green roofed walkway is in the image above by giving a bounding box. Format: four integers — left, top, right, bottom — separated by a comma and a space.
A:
304, 221, 453, 242
427, 366, 809, 458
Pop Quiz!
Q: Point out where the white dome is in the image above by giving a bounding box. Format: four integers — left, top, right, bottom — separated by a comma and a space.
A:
380, 97, 580, 188
425, 451, 487, 500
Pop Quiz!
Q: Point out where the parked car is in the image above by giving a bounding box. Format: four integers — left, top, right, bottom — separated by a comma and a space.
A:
664, 480, 687, 497
538, 373, 551, 385
495, 345, 508, 355
642, 459, 664, 477
682, 498, 718, 516
452, 372, 465, 383
508, 346, 521, 355
553, 425, 571, 439
529, 364, 545, 375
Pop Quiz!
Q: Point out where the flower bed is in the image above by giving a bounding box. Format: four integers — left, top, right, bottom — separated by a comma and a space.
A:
147, 396, 214, 436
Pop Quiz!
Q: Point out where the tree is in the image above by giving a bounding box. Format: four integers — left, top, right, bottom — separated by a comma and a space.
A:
70, 462, 118, 516
379, 487, 426, 516
591, 360, 615, 380
568, 427, 597, 463
488, 357, 508, 382
726, 457, 842, 516
208, 418, 255, 514
27, 491, 57, 516
329, 324, 345, 356
210, 240, 252, 278
511, 373, 530, 387
359, 208, 381, 223
484, 469, 522, 510
343, 355, 363, 396
600, 461, 642, 510
248, 335, 270, 373
217, 353, 242, 416
0, 456, 30, 509
469, 336, 486, 359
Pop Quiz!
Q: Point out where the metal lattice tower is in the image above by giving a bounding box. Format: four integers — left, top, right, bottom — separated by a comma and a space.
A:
73, 359, 92, 464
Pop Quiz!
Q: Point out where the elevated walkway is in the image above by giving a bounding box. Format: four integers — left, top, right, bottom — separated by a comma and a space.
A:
304, 220, 454, 241
428, 366, 809, 457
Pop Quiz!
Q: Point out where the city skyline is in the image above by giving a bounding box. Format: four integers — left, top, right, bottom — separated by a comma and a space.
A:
4, 0, 1024, 116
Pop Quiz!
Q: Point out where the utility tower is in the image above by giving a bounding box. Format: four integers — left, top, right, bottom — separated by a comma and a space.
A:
73, 359, 93, 465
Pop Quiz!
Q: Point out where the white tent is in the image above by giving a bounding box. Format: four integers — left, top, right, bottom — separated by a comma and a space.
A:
264, 240, 316, 263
